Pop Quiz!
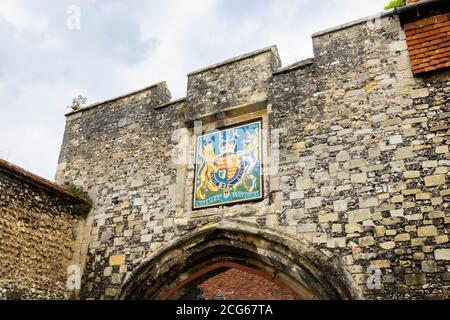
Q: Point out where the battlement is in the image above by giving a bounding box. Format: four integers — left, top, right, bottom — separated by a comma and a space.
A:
2, 3, 449, 301
66, 8, 402, 117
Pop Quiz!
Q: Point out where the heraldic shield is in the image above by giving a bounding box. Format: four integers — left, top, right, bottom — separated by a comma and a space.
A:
193, 120, 263, 209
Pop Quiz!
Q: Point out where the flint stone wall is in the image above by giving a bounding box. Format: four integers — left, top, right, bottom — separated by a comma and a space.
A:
0, 161, 84, 300
57, 12, 450, 300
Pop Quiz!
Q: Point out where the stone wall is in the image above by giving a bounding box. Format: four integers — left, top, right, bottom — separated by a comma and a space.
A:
271, 12, 450, 300
0, 160, 86, 299
57, 11, 449, 300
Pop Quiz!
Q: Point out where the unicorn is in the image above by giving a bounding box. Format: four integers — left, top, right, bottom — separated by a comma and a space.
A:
241, 128, 260, 192
195, 138, 219, 200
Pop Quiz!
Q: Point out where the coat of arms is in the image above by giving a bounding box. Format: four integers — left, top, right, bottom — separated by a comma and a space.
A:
193, 120, 263, 209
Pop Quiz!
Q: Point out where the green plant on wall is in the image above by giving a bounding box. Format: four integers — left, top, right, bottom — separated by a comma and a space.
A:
64, 182, 92, 218
384, 0, 406, 10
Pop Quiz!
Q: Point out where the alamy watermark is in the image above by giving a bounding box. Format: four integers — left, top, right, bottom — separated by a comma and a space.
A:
66, 264, 81, 291
366, 265, 382, 290
67, 5, 81, 30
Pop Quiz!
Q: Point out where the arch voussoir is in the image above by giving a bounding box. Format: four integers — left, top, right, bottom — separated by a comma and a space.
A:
117, 225, 361, 300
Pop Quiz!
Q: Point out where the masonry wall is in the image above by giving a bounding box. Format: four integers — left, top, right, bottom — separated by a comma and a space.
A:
57, 12, 450, 300
271, 13, 450, 299
0, 162, 83, 299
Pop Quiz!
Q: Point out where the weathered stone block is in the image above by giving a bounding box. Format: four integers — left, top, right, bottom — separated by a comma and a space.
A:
333, 200, 348, 212
395, 233, 410, 242
395, 147, 414, 160
404, 171, 420, 179
435, 249, 450, 260
410, 88, 429, 99
336, 150, 350, 162
389, 135, 403, 145
372, 260, 391, 269
390, 209, 404, 217
380, 241, 395, 250
421, 261, 437, 273
435, 235, 449, 244
436, 145, 448, 154
417, 226, 438, 237
359, 236, 375, 247
359, 197, 379, 209
318, 212, 339, 223
109, 255, 125, 266
347, 209, 371, 223
297, 223, 316, 233
405, 273, 427, 285
305, 197, 322, 209
326, 237, 346, 248
424, 175, 445, 187
351, 173, 367, 184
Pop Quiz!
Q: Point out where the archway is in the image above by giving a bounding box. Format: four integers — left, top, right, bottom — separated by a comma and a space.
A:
161, 261, 298, 300
117, 225, 360, 300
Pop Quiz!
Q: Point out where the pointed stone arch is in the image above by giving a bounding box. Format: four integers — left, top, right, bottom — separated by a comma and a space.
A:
117, 224, 361, 300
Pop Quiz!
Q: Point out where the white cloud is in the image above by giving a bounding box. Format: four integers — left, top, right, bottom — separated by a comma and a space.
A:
0, 0, 389, 180
0, 0, 47, 31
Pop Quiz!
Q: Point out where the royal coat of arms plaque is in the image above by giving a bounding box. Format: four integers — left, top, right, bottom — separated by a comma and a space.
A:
193, 120, 263, 209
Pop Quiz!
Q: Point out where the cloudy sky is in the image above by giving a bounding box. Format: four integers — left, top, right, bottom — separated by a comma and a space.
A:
0, 0, 389, 180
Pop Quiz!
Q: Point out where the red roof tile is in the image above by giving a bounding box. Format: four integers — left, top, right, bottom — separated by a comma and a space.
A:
0, 158, 88, 204
405, 13, 450, 75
